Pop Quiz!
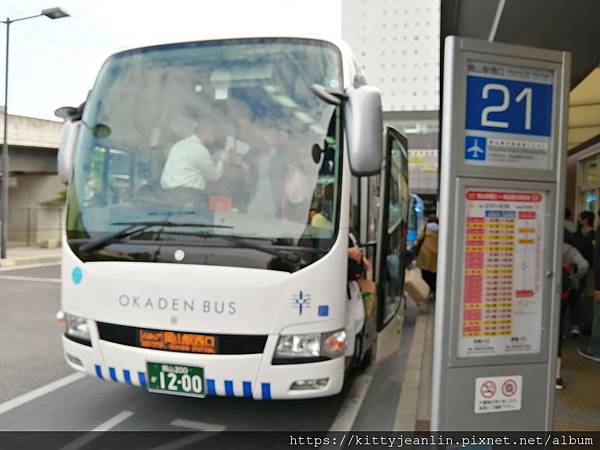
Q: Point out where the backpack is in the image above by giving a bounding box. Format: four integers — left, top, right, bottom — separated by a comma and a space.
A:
561, 262, 573, 301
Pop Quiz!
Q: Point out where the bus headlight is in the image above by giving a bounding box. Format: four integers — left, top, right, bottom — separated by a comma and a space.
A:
275, 333, 321, 358
274, 330, 346, 362
65, 313, 91, 345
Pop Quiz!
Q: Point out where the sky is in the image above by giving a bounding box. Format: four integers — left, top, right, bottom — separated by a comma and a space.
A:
0, 0, 342, 121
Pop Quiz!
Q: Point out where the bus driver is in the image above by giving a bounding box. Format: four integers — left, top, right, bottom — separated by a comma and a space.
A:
160, 109, 232, 205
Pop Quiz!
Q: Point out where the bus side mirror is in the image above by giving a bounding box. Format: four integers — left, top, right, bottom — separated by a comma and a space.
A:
344, 86, 383, 176
55, 105, 84, 185
57, 120, 81, 184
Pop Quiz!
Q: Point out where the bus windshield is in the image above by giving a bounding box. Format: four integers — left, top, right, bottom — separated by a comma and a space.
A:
67, 38, 343, 254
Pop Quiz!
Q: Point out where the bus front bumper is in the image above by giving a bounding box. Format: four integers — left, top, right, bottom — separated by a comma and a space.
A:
62, 336, 345, 400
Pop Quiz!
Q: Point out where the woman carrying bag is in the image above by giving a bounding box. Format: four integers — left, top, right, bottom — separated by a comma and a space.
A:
412, 214, 439, 300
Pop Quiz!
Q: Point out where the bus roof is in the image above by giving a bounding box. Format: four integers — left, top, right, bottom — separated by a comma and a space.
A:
105, 33, 358, 90
113, 33, 352, 57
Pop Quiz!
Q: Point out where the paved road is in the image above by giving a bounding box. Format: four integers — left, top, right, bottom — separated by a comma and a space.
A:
0, 263, 415, 435
0, 264, 70, 404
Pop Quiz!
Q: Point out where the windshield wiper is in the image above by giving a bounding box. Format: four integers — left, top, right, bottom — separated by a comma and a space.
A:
78, 220, 233, 253
220, 235, 303, 265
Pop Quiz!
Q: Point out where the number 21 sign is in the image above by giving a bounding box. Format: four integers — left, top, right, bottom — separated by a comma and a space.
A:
466, 75, 553, 137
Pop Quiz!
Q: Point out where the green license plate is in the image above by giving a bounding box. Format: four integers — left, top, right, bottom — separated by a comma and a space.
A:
146, 362, 205, 397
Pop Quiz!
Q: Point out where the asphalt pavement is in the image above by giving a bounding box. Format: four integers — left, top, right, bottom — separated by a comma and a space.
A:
0, 262, 417, 435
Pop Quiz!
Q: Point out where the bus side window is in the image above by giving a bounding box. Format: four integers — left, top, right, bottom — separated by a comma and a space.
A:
367, 173, 380, 270
379, 129, 409, 326
350, 175, 360, 234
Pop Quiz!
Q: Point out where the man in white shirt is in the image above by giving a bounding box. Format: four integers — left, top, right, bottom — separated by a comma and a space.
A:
160, 127, 229, 191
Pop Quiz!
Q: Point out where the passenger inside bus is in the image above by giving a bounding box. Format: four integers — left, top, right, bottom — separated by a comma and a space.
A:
310, 183, 334, 230
159, 95, 256, 211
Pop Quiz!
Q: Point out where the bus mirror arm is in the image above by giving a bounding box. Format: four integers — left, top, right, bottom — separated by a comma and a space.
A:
310, 84, 347, 106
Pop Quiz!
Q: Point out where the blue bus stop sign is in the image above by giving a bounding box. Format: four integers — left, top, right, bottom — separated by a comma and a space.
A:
463, 61, 554, 170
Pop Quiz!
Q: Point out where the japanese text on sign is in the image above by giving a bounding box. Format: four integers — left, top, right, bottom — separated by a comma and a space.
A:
475, 375, 523, 414
464, 61, 554, 170
459, 189, 545, 358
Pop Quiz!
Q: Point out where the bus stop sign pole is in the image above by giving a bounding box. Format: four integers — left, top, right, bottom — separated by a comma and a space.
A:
432, 36, 570, 431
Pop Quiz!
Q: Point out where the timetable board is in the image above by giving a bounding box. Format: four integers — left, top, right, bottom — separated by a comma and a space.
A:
458, 189, 545, 358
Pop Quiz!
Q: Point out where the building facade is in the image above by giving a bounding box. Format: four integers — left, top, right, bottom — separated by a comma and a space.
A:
0, 110, 63, 247
342, 0, 441, 209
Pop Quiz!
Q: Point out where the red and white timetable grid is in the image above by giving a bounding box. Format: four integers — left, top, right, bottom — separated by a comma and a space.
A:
458, 190, 545, 358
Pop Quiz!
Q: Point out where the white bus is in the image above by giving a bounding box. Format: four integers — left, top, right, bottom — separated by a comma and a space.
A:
57, 34, 410, 399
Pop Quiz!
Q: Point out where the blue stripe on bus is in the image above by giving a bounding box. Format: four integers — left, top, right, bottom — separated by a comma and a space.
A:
261, 383, 271, 400
206, 379, 216, 396
138, 371, 147, 387
243, 381, 252, 398
93, 365, 260, 399
224, 380, 234, 397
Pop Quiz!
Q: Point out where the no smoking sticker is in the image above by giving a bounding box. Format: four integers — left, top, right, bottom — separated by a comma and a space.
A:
475, 375, 522, 414
480, 380, 496, 398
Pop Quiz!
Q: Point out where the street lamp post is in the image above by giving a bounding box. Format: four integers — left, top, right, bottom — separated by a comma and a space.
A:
0, 7, 69, 259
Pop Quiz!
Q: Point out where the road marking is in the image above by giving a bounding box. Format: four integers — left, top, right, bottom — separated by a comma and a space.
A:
0, 372, 85, 416
328, 369, 374, 431
0, 261, 60, 272
146, 419, 227, 450
171, 418, 226, 432
150, 433, 220, 450
60, 411, 134, 450
92, 410, 134, 431
0, 275, 60, 283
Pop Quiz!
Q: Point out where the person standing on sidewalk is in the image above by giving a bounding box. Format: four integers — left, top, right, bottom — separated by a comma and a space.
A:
414, 213, 439, 299
578, 210, 600, 363
574, 211, 595, 337
558, 242, 588, 389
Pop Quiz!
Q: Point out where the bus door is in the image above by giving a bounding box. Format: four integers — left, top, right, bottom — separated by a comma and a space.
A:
375, 127, 410, 360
